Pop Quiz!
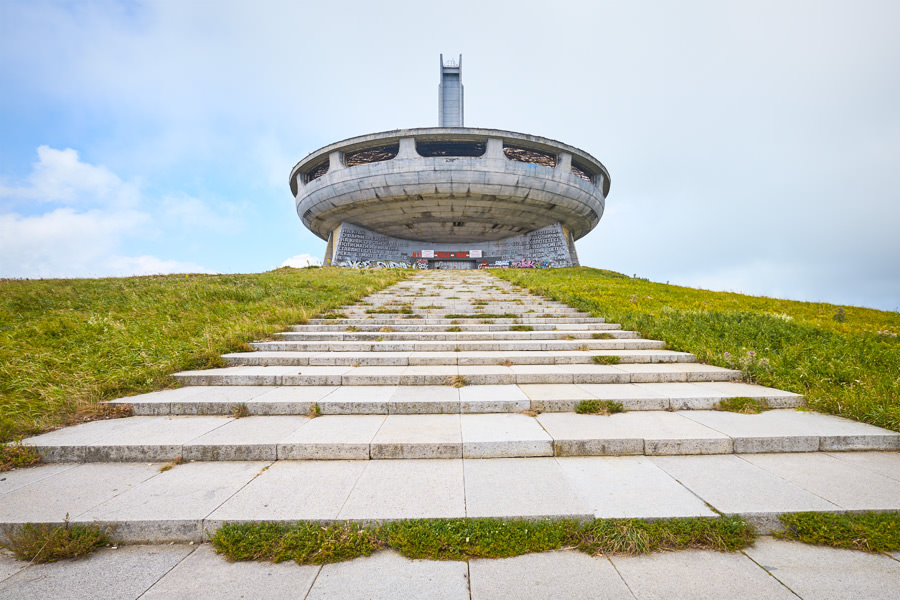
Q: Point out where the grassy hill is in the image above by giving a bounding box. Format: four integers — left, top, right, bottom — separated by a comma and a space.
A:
0, 268, 409, 441
494, 267, 900, 432
2, 265, 897, 443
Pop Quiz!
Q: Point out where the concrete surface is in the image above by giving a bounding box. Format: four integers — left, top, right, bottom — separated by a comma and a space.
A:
2, 539, 898, 599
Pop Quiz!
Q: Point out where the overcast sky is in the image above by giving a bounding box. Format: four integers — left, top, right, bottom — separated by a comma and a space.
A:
1, 1, 898, 311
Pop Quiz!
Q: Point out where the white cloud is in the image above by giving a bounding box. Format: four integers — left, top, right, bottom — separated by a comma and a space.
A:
0, 146, 139, 207
280, 254, 322, 268
0, 146, 214, 278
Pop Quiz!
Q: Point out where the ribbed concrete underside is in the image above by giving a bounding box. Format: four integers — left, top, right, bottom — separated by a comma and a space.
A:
8, 270, 900, 543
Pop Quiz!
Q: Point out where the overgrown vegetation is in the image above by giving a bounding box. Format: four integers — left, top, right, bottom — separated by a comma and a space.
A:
494, 268, 900, 432
575, 399, 624, 415
778, 511, 900, 552
592, 355, 621, 365
0, 267, 409, 441
212, 516, 753, 564
0, 440, 42, 471
2, 521, 109, 563
716, 397, 770, 414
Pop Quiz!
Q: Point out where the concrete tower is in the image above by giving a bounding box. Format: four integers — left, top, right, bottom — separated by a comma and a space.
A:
439, 54, 463, 127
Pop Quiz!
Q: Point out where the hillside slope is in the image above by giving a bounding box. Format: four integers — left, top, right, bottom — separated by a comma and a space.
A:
0, 268, 409, 441
494, 267, 900, 432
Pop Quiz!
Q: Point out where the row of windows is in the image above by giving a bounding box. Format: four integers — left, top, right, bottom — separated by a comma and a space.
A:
305, 141, 596, 183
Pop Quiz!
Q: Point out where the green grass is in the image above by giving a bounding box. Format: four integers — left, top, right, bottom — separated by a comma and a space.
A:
0, 267, 409, 441
493, 268, 900, 432
212, 516, 754, 565
575, 399, 624, 415
2, 522, 109, 562
716, 397, 770, 414
0, 440, 42, 471
510, 325, 534, 331
778, 511, 900, 552
591, 355, 620, 365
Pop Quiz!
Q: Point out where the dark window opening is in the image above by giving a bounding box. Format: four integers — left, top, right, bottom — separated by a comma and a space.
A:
306, 161, 329, 183
571, 161, 594, 182
452, 221, 464, 227
344, 144, 399, 166
503, 145, 557, 167
416, 141, 486, 157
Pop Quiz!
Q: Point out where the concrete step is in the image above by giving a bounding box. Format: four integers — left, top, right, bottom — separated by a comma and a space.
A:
170, 363, 740, 386
23, 411, 900, 465
305, 317, 607, 325
6, 451, 900, 542
111, 382, 804, 416
292, 323, 618, 332
251, 339, 668, 352
274, 330, 641, 341
222, 349, 697, 367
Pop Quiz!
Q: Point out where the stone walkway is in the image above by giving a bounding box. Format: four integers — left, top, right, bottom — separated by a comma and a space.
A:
2, 540, 899, 600
3, 270, 900, 594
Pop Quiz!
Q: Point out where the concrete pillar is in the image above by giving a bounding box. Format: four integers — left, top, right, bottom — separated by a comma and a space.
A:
555, 152, 572, 174
486, 138, 504, 159
328, 151, 343, 171
397, 137, 418, 159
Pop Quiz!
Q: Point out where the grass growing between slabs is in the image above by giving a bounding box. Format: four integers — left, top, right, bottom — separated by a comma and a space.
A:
778, 511, 900, 553
2, 521, 109, 563
494, 268, 900, 432
0, 267, 409, 442
212, 516, 754, 565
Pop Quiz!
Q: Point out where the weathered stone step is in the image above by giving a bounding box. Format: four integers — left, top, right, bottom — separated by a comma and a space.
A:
7, 451, 900, 542
222, 349, 696, 367
292, 323, 617, 332
24, 411, 899, 464
171, 363, 739, 386
111, 382, 803, 416
306, 317, 606, 325
274, 330, 640, 341
252, 339, 668, 352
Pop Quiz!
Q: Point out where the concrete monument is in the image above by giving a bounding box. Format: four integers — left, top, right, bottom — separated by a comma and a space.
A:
290, 55, 610, 269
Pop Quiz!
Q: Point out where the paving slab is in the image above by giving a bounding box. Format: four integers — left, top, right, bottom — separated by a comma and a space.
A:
461, 413, 553, 458
370, 414, 462, 459
277, 415, 385, 459
464, 457, 592, 519
459, 384, 529, 412
469, 550, 634, 600
610, 548, 797, 600
685, 381, 804, 407
0, 463, 75, 495
744, 536, 900, 600
0, 463, 161, 524
650, 455, 839, 526
678, 410, 820, 453
0, 551, 23, 583
318, 385, 395, 414
206, 460, 365, 526
140, 543, 319, 600
622, 412, 733, 455
825, 450, 900, 482
306, 550, 469, 600
183, 416, 309, 460
76, 461, 263, 541
337, 459, 465, 520
388, 385, 460, 413
579, 383, 669, 410
0, 544, 193, 600
556, 456, 715, 519
536, 413, 643, 456
740, 452, 900, 510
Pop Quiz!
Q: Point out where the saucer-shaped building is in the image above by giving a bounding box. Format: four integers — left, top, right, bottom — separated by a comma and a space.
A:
290, 56, 610, 269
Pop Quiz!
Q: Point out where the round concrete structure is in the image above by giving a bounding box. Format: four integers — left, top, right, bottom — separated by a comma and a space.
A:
290, 128, 610, 248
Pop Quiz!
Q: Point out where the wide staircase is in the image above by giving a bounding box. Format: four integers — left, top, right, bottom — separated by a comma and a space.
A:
9, 270, 900, 542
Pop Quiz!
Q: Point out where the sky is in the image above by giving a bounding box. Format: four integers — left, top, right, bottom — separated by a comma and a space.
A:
1, 1, 898, 311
